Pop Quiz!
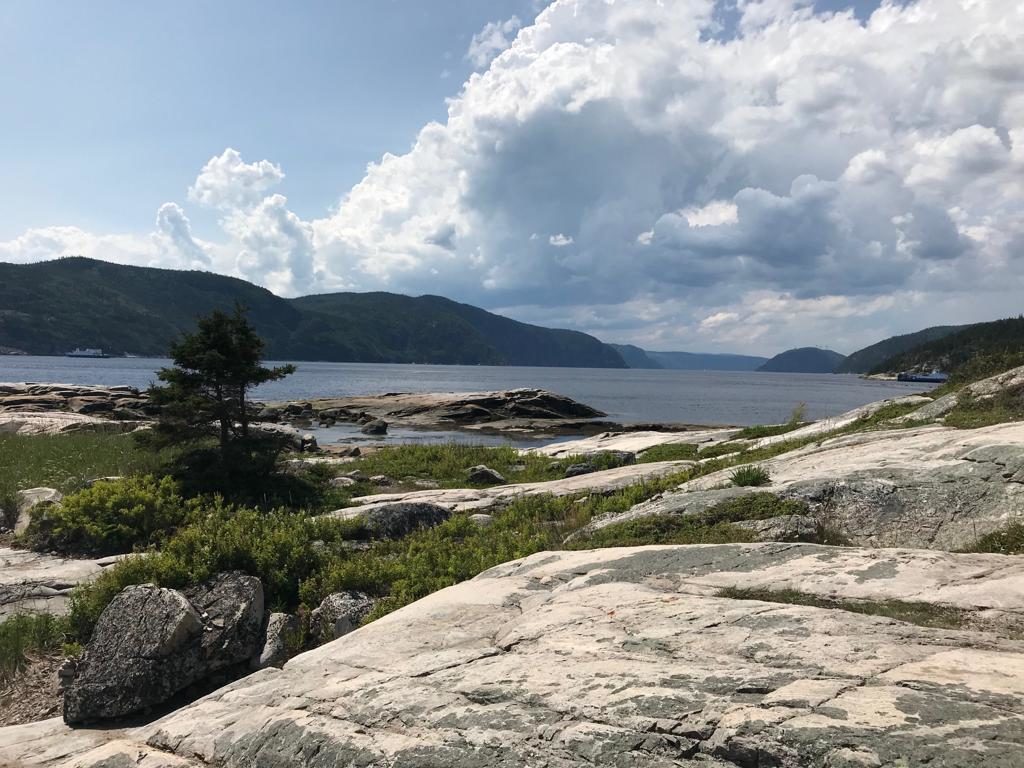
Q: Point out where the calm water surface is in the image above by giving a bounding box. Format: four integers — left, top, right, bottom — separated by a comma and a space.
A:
1, 356, 928, 432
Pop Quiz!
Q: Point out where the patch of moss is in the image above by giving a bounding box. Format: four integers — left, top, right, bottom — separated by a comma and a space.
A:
717, 587, 969, 631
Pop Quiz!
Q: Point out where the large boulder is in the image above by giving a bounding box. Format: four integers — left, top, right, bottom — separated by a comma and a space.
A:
11, 487, 62, 534
62, 572, 264, 724
361, 502, 452, 539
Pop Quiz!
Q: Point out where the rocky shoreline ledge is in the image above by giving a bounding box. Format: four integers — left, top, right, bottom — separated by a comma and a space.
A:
0, 383, 669, 439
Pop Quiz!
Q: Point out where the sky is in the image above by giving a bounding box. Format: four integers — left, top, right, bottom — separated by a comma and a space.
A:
2, 0, 1022, 356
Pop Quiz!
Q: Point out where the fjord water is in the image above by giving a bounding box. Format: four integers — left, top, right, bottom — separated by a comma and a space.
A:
1, 356, 924, 428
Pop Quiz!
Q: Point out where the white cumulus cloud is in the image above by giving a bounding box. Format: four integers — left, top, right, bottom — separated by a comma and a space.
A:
4, 0, 1024, 352
466, 16, 522, 68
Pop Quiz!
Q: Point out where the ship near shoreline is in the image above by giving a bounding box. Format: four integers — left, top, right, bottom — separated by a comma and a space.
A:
64, 348, 110, 359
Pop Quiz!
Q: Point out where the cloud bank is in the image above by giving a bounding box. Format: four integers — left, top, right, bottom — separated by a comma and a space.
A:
3, 0, 1023, 354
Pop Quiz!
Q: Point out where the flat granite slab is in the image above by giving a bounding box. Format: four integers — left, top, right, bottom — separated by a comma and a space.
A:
0, 548, 123, 619
4, 543, 1022, 767
332, 458, 695, 515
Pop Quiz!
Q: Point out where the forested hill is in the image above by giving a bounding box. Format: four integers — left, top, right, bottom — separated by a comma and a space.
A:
871, 317, 1024, 380
0, 258, 627, 368
757, 347, 846, 373
836, 325, 967, 373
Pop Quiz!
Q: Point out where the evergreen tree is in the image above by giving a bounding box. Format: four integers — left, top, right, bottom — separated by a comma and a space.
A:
141, 305, 295, 493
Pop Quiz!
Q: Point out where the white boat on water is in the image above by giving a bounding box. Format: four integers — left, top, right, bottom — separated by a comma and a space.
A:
65, 348, 110, 358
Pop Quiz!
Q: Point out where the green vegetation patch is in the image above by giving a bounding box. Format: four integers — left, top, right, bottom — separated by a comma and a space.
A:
943, 386, 1024, 430
20, 476, 193, 556
718, 587, 970, 631
0, 433, 163, 522
960, 522, 1024, 555
636, 443, 699, 463
0, 613, 70, 683
572, 493, 811, 549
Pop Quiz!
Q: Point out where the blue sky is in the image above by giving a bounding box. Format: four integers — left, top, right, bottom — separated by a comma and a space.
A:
0, 0, 536, 239
1, 0, 877, 241
3, 0, 1020, 355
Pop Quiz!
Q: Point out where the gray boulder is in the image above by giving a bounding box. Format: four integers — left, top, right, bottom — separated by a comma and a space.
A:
360, 419, 389, 436
361, 502, 452, 540
329, 476, 358, 489
467, 465, 506, 484
309, 591, 376, 642
251, 612, 299, 670
563, 463, 595, 478
12, 487, 62, 534
63, 572, 264, 724
468, 513, 494, 528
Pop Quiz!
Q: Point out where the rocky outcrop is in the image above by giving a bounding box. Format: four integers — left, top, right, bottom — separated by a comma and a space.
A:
0, 411, 146, 436
62, 572, 264, 724
0, 547, 123, 619
0, 383, 150, 420
5, 544, 1023, 767
531, 427, 737, 458
329, 459, 694, 517
590, 422, 1024, 550
267, 388, 616, 435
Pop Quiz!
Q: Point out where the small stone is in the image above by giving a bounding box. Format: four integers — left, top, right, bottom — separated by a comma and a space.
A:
309, 592, 376, 643
469, 513, 494, 528
330, 476, 358, 489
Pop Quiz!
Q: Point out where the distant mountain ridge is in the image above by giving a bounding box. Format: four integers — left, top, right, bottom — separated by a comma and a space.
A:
758, 347, 846, 373
0, 258, 626, 368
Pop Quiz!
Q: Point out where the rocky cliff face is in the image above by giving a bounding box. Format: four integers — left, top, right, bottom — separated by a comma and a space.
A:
2, 544, 1022, 767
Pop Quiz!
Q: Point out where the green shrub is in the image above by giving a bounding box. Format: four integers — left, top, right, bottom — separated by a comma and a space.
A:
637, 443, 699, 463
68, 503, 359, 640
572, 492, 811, 549
0, 613, 70, 682
730, 465, 771, 487
22, 475, 192, 556
699, 441, 746, 459
961, 522, 1024, 555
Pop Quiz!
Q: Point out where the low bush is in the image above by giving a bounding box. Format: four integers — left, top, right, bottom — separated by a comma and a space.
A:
68, 503, 361, 639
730, 465, 771, 487
572, 492, 811, 549
943, 387, 1024, 430
961, 522, 1024, 555
0, 613, 70, 683
21, 475, 192, 556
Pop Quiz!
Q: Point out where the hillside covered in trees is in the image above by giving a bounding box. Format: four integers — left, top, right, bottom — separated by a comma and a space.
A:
0, 258, 626, 368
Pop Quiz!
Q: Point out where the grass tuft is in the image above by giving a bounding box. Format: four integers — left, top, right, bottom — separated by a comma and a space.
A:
0, 614, 70, 683
730, 465, 771, 487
